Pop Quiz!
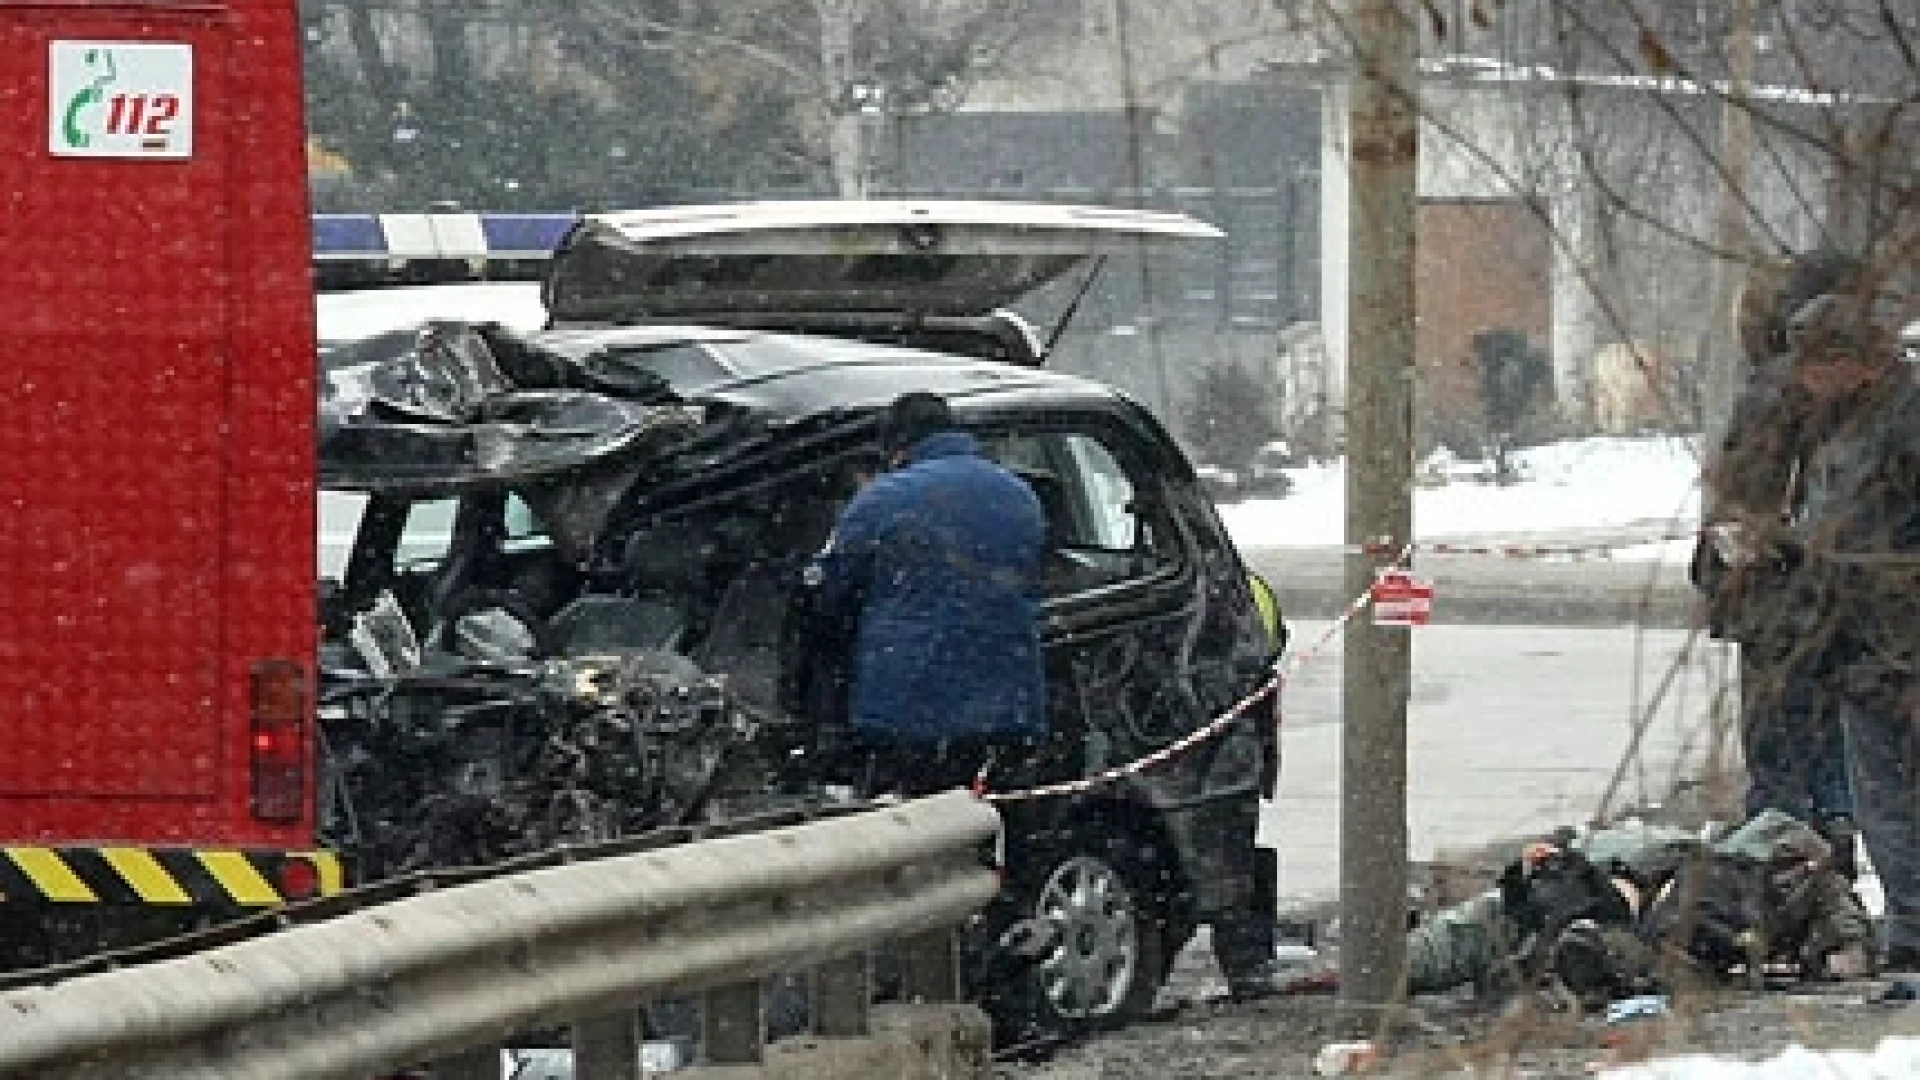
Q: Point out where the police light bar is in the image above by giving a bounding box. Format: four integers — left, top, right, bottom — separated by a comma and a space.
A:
312, 212, 578, 291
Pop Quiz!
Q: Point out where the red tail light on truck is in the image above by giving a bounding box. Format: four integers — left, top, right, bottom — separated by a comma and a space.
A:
249, 660, 310, 823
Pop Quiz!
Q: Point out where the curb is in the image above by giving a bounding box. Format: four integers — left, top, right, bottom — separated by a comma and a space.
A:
1276, 588, 1696, 628
1244, 546, 1700, 628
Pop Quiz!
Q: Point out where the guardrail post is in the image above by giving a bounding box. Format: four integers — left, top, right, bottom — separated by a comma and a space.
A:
812, 953, 870, 1037
432, 1046, 499, 1079
573, 1009, 643, 1080
701, 980, 764, 1065
898, 929, 961, 1003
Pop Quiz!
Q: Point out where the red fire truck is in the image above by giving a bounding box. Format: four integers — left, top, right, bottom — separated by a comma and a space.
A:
0, 0, 337, 968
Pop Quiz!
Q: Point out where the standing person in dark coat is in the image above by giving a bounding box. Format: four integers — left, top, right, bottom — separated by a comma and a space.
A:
1780, 285, 1919, 973
1694, 253, 1861, 843
810, 392, 1048, 797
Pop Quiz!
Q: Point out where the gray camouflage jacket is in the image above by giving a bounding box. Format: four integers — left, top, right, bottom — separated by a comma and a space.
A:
1698, 359, 1818, 644
1794, 371, 1920, 682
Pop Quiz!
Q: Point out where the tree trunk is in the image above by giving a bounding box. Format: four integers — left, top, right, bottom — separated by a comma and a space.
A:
1340, 0, 1417, 1020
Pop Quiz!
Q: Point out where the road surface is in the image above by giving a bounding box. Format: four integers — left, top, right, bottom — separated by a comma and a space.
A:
1260, 619, 1733, 907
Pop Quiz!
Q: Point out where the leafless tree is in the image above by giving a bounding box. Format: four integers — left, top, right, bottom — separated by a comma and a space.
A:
556, 0, 1074, 195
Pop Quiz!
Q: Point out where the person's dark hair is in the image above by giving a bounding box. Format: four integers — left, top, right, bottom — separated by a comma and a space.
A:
877, 392, 953, 455
1768, 251, 1864, 354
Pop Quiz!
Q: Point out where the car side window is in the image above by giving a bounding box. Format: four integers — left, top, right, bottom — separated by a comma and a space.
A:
987, 427, 1178, 598
395, 498, 458, 570
1059, 435, 1139, 551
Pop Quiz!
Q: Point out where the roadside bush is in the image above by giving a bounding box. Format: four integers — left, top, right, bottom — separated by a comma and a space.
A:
1183, 359, 1282, 472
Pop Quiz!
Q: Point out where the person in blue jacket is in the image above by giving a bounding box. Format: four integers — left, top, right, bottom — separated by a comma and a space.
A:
809, 392, 1047, 796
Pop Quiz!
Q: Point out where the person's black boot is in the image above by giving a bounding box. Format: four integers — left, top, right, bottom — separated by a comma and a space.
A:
1214, 920, 1282, 1000
1817, 815, 1860, 882
1882, 945, 1920, 975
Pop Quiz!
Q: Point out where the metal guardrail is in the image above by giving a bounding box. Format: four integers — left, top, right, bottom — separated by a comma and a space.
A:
0, 792, 1002, 1080
0, 802, 878, 994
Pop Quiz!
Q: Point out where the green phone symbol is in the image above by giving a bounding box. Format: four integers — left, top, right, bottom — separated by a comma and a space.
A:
61, 48, 118, 149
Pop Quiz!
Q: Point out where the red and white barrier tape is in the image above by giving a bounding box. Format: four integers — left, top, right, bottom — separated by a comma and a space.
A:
980, 547, 1412, 804
1326, 528, 1703, 561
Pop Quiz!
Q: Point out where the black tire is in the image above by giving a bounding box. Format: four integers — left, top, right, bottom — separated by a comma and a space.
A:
983, 838, 1168, 1038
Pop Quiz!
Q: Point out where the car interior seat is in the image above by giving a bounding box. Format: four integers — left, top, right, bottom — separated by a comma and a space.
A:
421, 497, 508, 650
691, 559, 790, 711
690, 488, 848, 711
548, 522, 710, 654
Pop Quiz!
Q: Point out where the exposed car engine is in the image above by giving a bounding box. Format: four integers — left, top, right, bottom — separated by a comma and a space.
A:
318, 596, 803, 883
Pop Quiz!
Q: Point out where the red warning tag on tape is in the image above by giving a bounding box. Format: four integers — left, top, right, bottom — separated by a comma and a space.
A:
1371, 568, 1435, 626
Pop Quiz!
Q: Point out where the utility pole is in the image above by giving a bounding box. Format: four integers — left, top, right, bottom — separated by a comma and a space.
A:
820, 0, 866, 197
1113, 0, 1175, 421
1340, 0, 1417, 1021
1702, 0, 1756, 435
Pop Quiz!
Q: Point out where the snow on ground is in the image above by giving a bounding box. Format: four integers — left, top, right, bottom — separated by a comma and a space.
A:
1219, 436, 1704, 560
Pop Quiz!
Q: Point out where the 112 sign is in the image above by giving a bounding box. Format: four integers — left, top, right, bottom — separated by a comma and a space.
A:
104, 93, 183, 148
49, 41, 195, 159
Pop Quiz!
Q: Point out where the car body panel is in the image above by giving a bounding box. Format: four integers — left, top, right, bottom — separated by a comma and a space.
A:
320, 359, 1268, 817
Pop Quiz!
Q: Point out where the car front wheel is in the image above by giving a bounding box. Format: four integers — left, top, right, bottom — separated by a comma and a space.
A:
1019, 845, 1167, 1030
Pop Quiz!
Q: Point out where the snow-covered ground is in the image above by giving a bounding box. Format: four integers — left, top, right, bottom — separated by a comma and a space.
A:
1219, 436, 1705, 561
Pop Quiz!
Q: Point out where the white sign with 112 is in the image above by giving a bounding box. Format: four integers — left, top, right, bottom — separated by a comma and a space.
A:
48, 41, 194, 159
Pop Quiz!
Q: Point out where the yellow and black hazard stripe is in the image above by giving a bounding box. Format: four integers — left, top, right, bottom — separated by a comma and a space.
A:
0, 848, 343, 908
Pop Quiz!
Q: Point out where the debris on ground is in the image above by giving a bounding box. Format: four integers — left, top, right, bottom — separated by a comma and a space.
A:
1311, 1039, 1384, 1076
1598, 994, 1676, 1069
998, 973, 1920, 1079
1867, 978, 1917, 1005
1000, 777, 1901, 1079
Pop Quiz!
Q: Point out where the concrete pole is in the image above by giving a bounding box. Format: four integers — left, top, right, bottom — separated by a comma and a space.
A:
1113, 0, 1176, 422
1340, 0, 1417, 1020
819, 0, 866, 198
1702, 0, 1756, 436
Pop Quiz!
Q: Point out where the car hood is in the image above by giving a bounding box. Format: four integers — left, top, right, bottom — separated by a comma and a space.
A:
542, 199, 1223, 326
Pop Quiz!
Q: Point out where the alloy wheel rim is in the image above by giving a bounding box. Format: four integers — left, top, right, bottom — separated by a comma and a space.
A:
1032, 855, 1141, 1020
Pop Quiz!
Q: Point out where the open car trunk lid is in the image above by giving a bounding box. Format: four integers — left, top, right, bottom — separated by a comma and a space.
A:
543, 199, 1223, 335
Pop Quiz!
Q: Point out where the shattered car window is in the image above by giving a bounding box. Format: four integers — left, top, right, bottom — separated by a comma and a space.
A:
320, 490, 366, 580
396, 498, 457, 569
502, 493, 550, 553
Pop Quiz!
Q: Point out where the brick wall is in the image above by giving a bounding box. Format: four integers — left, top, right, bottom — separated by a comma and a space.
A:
1415, 197, 1553, 426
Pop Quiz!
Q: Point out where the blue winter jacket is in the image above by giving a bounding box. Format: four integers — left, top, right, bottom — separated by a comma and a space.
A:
812, 431, 1047, 743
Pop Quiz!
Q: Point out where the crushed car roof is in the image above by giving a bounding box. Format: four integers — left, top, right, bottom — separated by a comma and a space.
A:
319, 320, 1112, 494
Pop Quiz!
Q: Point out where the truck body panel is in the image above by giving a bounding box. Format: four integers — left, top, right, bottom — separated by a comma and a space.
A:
0, 0, 317, 854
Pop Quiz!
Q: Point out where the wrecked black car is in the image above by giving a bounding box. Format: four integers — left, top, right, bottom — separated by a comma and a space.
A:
316, 201, 1283, 1033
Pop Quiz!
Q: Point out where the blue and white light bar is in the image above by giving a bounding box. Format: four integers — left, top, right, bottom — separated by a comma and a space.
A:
312, 212, 579, 289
